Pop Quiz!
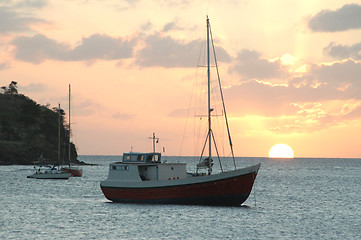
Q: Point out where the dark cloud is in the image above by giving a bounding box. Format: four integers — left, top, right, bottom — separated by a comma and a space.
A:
136, 33, 231, 68
309, 4, 361, 32
12, 34, 135, 64
229, 49, 289, 80
0, 6, 45, 33
323, 42, 361, 60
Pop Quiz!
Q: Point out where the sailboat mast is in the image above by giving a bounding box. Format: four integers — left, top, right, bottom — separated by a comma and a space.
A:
68, 84, 71, 167
58, 103, 61, 163
207, 16, 212, 175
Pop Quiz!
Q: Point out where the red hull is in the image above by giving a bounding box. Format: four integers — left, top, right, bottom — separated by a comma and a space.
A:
101, 171, 258, 206
61, 167, 83, 177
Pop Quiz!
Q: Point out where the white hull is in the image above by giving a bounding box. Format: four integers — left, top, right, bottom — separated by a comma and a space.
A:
27, 172, 71, 179
101, 163, 260, 189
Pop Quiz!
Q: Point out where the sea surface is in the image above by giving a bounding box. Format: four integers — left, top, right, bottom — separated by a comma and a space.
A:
1, 156, 360, 239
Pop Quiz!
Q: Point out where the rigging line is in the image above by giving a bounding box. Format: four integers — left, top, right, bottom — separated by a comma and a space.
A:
194, 72, 206, 157
178, 77, 195, 156
210, 83, 226, 157
211, 102, 226, 157
209, 22, 236, 169
210, 129, 223, 172
179, 35, 205, 157
197, 130, 210, 174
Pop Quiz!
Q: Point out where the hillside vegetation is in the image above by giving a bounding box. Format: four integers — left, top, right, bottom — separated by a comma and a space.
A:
0, 83, 81, 165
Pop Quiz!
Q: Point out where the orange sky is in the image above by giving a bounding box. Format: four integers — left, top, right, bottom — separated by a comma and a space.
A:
1, 0, 361, 157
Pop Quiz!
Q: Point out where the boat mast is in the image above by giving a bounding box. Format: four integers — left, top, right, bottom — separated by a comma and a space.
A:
207, 16, 212, 175
68, 84, 71, 167
58, 103, 61, 163
149, 133, 159, 153
209, 24, 237, 169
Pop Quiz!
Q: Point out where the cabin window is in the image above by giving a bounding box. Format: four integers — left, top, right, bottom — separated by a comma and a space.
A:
146, 154, 160, 162
111, 165, 129, 171
125, 155, 131, 161
127, 154, 144, 162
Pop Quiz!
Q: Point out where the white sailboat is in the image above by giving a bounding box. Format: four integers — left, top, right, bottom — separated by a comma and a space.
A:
27, 155, 71, 179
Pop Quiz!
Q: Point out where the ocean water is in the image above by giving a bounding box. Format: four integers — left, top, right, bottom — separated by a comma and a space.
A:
0, 156, 360, 239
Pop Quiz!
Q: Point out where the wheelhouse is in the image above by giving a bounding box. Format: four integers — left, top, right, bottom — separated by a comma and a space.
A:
122, 152, 161, 163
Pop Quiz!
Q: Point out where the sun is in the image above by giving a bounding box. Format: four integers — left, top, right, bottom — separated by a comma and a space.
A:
269, 144, 294, 158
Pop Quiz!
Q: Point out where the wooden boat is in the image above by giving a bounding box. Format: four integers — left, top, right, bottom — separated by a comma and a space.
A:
100, 17, 260, 206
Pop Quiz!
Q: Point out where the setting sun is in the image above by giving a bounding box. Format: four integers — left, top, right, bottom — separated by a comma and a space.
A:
269, 144, 294, 158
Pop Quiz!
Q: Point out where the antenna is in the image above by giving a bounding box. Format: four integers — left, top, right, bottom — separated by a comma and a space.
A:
149, 133, 159, 153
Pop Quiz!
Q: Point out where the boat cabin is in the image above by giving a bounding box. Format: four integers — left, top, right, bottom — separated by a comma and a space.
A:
122, 152, 161, 163
107, 152, 187, 182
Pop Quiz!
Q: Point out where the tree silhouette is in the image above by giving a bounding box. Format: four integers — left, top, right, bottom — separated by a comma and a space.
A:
1, 81, 18, 95
8, 81, 18, 95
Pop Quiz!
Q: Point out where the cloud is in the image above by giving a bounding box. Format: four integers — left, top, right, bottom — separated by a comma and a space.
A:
136, 32, 231, 68
112, 0, 141, 11
12, 34, 69, 63
323, 42, 361, 60
304, 60, 361, 93
308, 4, 361, 32
112, 112, 136, 120
74, 98, 103, 116
222, 59, 361, 133
0, 6, 46, 33
70, 34, 135, 61
0, 61, 10, 71
162, 21, 181, 32
162, 19, 192, 32
19, 83, 47, 92
12, 34, 136, 64
229, 49, 289, 80
13, 0, 48, 9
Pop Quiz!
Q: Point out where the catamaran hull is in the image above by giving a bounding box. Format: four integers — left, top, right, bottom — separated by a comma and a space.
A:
100, 164, 260, 206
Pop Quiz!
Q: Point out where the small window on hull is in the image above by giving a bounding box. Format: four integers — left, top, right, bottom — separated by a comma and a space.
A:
111, 165, 129, 171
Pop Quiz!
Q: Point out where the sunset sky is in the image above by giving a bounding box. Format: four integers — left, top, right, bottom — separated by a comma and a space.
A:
1, 0, 361, 158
